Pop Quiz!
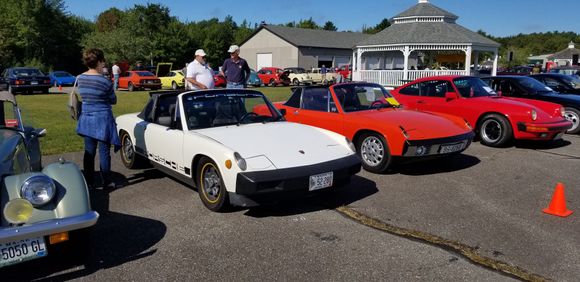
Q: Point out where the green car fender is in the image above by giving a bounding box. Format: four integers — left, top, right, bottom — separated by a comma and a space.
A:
1, 161, 91, 225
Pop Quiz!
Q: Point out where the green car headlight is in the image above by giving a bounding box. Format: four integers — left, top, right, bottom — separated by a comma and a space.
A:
20, 175, 56, 207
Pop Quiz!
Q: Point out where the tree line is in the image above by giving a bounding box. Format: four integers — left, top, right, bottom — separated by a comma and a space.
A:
0, 0, 578, 74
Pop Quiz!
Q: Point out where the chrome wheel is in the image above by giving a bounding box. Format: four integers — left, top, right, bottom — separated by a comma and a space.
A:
481, 119, 502, 144
121, 134, 134, 164
202, 165, 221, 203
172, 81, 177, 90
360, 136, 384, 166
565, 109, 579, 132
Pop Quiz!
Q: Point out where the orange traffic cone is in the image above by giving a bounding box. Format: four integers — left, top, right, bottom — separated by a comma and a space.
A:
58, 84, 62, 91
543, 183, 573, 217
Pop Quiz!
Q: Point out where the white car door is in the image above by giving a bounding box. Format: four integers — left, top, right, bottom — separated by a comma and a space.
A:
145, 96, 187, 175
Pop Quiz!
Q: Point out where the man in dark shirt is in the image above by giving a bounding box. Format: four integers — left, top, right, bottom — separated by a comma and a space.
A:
221, 45, 251, 89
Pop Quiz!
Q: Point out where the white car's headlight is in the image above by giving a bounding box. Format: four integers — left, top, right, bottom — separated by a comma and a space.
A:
20, 175, 56, 207
234, 152, 247, 171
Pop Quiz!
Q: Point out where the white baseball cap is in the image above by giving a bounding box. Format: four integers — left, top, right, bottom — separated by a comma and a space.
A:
195, 49, 207, 57
228, 45, 240, 53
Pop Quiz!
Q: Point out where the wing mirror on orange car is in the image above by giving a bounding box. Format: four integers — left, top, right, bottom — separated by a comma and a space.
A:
445, 92, 459, 101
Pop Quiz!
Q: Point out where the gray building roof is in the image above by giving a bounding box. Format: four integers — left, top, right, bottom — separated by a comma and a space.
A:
358, 0, 499, 48
358, 22, 500, 47
243, 25, 370, 50
392, 2, 458, 20
548, 44, 580, 60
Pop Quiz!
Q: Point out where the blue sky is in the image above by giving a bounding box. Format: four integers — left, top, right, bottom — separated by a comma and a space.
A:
64, 0, 580, 37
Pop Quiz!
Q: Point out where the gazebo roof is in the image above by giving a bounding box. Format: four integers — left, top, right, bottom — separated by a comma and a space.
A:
392, 1, 458, 21
357, 22, 500, 47
357, 0, 500, 48
548, 42, 580, 60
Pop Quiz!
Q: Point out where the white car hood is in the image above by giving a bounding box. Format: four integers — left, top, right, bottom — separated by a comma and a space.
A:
196, 122, 352, 169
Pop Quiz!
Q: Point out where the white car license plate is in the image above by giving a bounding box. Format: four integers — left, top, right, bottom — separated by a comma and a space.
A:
0, 237, 47, 268
440, 142, 465, 154
30, 81, 38, 85
309, 172, 333, 191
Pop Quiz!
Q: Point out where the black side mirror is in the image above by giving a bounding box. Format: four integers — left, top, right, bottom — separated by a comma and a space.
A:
280, 109, 287, 116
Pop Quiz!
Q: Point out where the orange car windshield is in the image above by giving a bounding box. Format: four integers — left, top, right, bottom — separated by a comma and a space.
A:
333, 84, 395, 112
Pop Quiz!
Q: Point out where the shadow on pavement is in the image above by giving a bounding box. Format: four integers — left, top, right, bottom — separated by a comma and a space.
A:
389, 153, 481, 176
243, 175, 378, 218
514, 139, 571, 150
1, 171, 167, 281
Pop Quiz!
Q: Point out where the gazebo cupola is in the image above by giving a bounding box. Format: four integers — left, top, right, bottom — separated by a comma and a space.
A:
352, 0, 501, 87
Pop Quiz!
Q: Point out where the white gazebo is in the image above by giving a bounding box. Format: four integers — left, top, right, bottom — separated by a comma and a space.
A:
352, 0, 500, 87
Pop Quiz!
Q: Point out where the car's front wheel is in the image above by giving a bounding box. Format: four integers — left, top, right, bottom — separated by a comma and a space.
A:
171, 81, 178, 90
564, 107, 580, 134
479, 114, 512, 147
292, 78, 300, 86
128, 82, 135, 92
357, 132, 392, 173
197, 157, 229, 212
268, 79, 276, 87
120, 131, 147, 169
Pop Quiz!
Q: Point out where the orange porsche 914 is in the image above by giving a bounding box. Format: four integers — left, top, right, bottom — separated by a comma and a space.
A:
256, 82, 475, 173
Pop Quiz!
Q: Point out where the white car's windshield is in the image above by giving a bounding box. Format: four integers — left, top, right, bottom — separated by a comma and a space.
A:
182, 93, 282, 129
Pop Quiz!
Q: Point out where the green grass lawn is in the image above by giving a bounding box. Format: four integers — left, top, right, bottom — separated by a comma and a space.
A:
17, 87, 294, 155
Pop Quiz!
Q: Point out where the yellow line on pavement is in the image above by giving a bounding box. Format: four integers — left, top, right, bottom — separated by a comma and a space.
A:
334, 206, 549, 282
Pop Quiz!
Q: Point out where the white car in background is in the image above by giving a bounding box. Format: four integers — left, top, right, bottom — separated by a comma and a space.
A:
284, 67, 314, 86
309, 68, 341, 84
116, 89, 361, 211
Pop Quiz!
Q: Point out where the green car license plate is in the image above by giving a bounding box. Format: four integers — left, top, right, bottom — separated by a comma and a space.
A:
0, 237, 47, 268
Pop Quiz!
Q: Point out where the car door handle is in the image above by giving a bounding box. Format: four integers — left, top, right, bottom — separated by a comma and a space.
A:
293, 110, 299, 115
417, 100, 425, 104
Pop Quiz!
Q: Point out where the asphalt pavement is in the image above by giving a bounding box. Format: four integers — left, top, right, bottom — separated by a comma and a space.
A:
2, 135, 580, 281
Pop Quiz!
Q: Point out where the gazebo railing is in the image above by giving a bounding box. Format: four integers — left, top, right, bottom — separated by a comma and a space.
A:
355, 70, 469, 87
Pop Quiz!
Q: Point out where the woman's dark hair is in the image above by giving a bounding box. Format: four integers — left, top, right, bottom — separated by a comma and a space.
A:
83, 48, 105, 69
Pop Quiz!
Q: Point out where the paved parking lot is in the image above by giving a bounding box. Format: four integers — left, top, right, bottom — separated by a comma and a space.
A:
2, 135, 579, 281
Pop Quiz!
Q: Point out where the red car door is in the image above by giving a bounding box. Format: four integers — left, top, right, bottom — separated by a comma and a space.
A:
297, 87, 344, 134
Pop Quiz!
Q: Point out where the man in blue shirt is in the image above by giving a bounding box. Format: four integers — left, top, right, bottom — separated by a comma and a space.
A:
221, 45, 251, 89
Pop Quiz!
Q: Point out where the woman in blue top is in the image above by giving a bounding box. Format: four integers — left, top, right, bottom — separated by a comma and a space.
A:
77, 48, 121, 189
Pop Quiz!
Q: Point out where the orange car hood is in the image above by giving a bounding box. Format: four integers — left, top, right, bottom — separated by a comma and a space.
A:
347, 108, 470, 139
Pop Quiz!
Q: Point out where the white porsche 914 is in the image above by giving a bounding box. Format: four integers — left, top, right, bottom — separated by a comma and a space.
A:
116, 89, 361, 211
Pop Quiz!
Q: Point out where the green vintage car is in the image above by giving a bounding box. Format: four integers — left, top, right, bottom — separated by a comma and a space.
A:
0, 91, 98, 268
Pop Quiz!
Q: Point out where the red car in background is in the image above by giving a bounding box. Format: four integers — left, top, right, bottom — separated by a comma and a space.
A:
257, 67, 290, 86
118, 71, 162, 91
336, 64, 352, 80
391, 76, 572, 147
213, 71, 226, 88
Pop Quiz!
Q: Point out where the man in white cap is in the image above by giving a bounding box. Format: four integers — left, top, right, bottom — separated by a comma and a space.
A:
221, 45, 251, 89
186, 49, 215, 90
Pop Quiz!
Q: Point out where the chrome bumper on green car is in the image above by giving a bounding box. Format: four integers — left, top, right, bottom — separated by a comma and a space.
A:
0, 211, 99, 244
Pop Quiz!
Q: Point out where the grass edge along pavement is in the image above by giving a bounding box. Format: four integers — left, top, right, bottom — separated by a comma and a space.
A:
16, 87, 294, 156
334, 206, 550, 282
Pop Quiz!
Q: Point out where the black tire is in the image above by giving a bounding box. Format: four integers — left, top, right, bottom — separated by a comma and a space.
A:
171, 81, 178, 90
564, 107, 580, 134
292, 78, 300, 86
120, 131, 147, 169
478, 114, 512, 147
268, 79, 276, 87
197, 157, 229, 212
356, 132, 392, 173
128, 82, 135, 92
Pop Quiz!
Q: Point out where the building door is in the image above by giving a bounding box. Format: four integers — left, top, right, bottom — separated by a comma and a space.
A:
318, 55, 333, 68
257, 53, 272, 70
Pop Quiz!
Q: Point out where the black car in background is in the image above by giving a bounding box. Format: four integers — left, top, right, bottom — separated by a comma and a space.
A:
0, 67, 52, 94
482, 76, 580, 134
529, 73, 580, 95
